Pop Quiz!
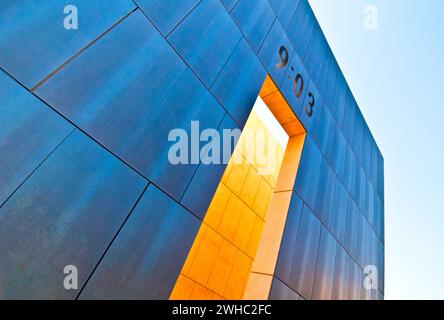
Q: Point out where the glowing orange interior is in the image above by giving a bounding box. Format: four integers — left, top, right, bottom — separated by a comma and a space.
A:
170, 76, 306, 300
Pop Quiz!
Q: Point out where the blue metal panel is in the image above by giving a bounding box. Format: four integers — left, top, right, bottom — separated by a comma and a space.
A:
344, 145, 357, 197
0, 70, 73, 205
318, 105, 336, 157
358, 167, 367, 214
302, 22, 327, 83
345, 199, 359, 260
380, 204, 385, 244
351, 165, 361, 205
258, 19, 294, 87
362, 179, 371, 220
314, 160, 335, 229
294, 136, 322, 211
332, 246, 351, 300
330, 73, 348, 129
36, 11, 188, 155
377, 151, 385, 201
360, 126, 371, 177
371, 232, 380, 269
378, 241, 385, 293
324, 124, 338, 167
122, 68, 226, 201
286, 0, 315, 60
370, 143, 378, 188
220, 0, 240, 11
332, 130, 347, 183
342, 92, 356, 144
354, 213, 369, 264
168, 0, 242, 88
0, 130, 147, 299
330, 181, 348, 245
352, 110, 364, 163
367, 183, 376, 231
372, 195, 381, 235
357, 214, 371, 268
180, 113, 240, 219
375, 196, 384, 240
134, 0, 202, 35
312, 227, 337, 300
79, 185, 200, 299
231, 0, 275, 53
349, 261, 362, 300
211, 38, 267, 127
316, 53, 337, 108
288, 205, 321, 299
0, 0, 135, 88
269, 278, 303, 300
275, 193, 304, 285
267, 0, 301, 31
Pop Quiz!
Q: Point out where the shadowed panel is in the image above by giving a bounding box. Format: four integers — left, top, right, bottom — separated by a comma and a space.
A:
0, 70, 73, 205
0, 0, 135, 88
0, 130, 147, 299
80, 185, 200, 299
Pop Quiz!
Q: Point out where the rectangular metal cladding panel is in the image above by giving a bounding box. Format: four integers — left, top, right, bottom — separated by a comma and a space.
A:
313, 160, 336, 229
345, 198, 360, 261
330, 181, 349, 245
317, 104, 337, 158
0, 70, 73, 205
274, 192, 304, 286
331, 72, 348, 129
312, 227, 337, 300
211, 38, 267, 128
349, 260, 363, 300
167, 0, 242, 88
134, 0, 202, 35
316, 52, 338, 109
230, 0, 275, 53
342, 91, 357, 144
267, 0, 301, 31
80, 185, 200, 299
286, 204, 322, 299
332, 245, 352, 300
294, 135, 322, 211
302, 22, 328, 84
0, 130, 147, 299
0, 0, 136, 88
286, 0, 315, 60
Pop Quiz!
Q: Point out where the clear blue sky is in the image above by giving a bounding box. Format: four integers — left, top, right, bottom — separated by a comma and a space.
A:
309, 0, 444, 299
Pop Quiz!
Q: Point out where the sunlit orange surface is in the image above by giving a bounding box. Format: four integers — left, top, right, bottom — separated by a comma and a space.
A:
170, 76, 306, 300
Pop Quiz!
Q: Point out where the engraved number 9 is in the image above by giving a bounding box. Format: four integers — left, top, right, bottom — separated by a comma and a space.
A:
276, 46, 289, 69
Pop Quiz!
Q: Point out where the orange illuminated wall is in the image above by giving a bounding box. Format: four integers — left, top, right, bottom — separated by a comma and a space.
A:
170, 76, 306, 300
